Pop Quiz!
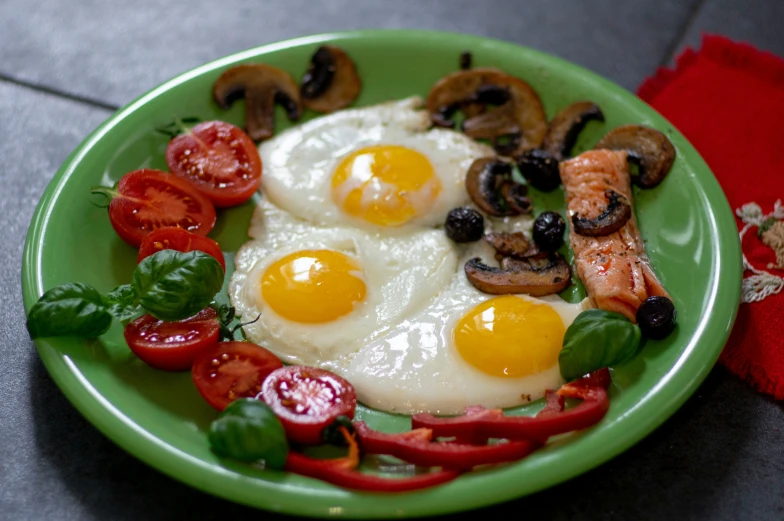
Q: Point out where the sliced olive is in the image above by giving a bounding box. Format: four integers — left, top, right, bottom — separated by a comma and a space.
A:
465, 253, 571, 297
516, 148, 561, 192
594, 125, 675, 188
445, 207, 485, 243
543, 101, 604, 160
636, 296, 676, 339
571, 190, 632, 236
532, 211, 566, 251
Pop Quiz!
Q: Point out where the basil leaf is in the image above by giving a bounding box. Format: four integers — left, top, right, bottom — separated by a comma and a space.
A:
208, 399, 288, 468
105, 284, 141, 323
559, 309, 641, 381
26, 283, 113, 339
133, 250, 224, 321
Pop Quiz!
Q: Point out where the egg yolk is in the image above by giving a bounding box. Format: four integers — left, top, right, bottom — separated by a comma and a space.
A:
331, 145, 442, 226
261, 250, 366, 324
454, 296, 565, 378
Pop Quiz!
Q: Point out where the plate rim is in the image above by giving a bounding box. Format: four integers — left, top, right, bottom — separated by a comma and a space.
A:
21, 29, 742, 518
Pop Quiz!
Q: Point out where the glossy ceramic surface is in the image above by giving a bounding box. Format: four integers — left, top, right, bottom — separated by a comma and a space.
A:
22, 30, 741, 518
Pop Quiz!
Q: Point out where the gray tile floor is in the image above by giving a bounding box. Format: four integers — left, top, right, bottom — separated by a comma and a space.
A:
1, 1, 782, 520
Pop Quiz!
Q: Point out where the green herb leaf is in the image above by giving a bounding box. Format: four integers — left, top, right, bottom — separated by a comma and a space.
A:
208, 399, 288, 468
133, 250, 224, 321
558, 309, 641, 381
26, 283, 113, 339
105, 284, 141, 323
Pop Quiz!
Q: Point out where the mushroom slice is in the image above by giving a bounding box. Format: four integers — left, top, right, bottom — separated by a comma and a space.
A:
465, 253, 571, 296
213, 64, 302, 141
465, 157, 520, 216
426, 68, 547, 151
543, 101, 605, 160
571, 190, 632, 236
301, 45, 361, 113
499, 181, 532, 214
594, 125, 676, 188
484, 232, 533, 258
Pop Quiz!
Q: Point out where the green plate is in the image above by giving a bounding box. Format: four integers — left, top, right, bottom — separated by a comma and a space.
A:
22, 30, 742, 518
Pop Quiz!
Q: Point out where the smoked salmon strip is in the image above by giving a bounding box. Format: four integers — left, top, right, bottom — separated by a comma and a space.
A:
559, 150, 669, 323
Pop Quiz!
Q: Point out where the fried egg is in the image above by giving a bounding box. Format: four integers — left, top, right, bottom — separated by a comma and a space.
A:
331, 256, 586, 415
231, 96, 576, 416
259, 96, 494, 231
230, 199, 458, 365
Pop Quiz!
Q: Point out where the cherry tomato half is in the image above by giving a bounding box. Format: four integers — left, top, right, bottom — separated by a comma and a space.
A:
192, 341, 283, 411
166, 121, 262, 208
137, 226, 226, 271
262, 366, 357, 445
102, 169, 216, 247
124, 308, 220, 371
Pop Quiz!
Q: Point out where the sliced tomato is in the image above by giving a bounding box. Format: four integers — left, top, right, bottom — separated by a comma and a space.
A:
124, 308, 220, 371
262, 366, 357, 445
192, 341, 283, 411
166, 121, 262, 208
137, 227, 226, 270
98, 169, 216, 247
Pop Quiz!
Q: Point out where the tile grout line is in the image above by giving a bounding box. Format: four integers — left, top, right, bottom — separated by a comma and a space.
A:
0, 74, 119, 112
657, 0, 708, 67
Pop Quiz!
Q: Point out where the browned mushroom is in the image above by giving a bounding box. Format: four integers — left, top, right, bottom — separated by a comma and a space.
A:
300, 46, 361, 113
465, 157, 527, 216
425, 68, 547, 153
571, 190, 632, 236
465, 253, 571, 296
484, 232, 534, 258
594, 125, 676, 188
499, 182, 532, 214
213, 64, 301, 141
543, 101, 604, 160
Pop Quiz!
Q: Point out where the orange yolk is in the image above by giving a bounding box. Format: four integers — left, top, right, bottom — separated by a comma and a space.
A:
454, 296, 565, 378
331, 145, 442, 226
261, 250, 366, 324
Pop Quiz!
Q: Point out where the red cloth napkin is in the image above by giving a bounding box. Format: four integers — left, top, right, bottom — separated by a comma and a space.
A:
638, 35, 784, 400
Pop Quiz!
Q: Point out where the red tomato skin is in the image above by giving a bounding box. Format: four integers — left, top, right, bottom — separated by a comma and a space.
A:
166, 121, 262, 208
124, 308, 220, 371
262, 366, 357, 445
107, 169, 216, 247
137, 227, 226, 270
192, 341, 283, 411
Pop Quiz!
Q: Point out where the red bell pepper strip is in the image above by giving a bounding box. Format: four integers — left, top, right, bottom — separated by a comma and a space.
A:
353, 422, 539, 470
284, 425, 460, 492
411, 369, 611, 442
536, 390, 565, 418
284, 452, 460, 492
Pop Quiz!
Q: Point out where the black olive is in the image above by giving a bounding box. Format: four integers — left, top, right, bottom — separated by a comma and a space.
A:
459, 51, 472, 70
321, 415, 355, 446
516, 149, 561, 192
301, 46, 336, 99
533, 211, 566, 251
636, 296, 676, 340
445, 207, 485, 243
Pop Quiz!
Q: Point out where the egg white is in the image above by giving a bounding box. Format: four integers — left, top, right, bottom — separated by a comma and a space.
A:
325, 242, 586, 415
258, 96, 495, 233
230, 198, 458, 365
